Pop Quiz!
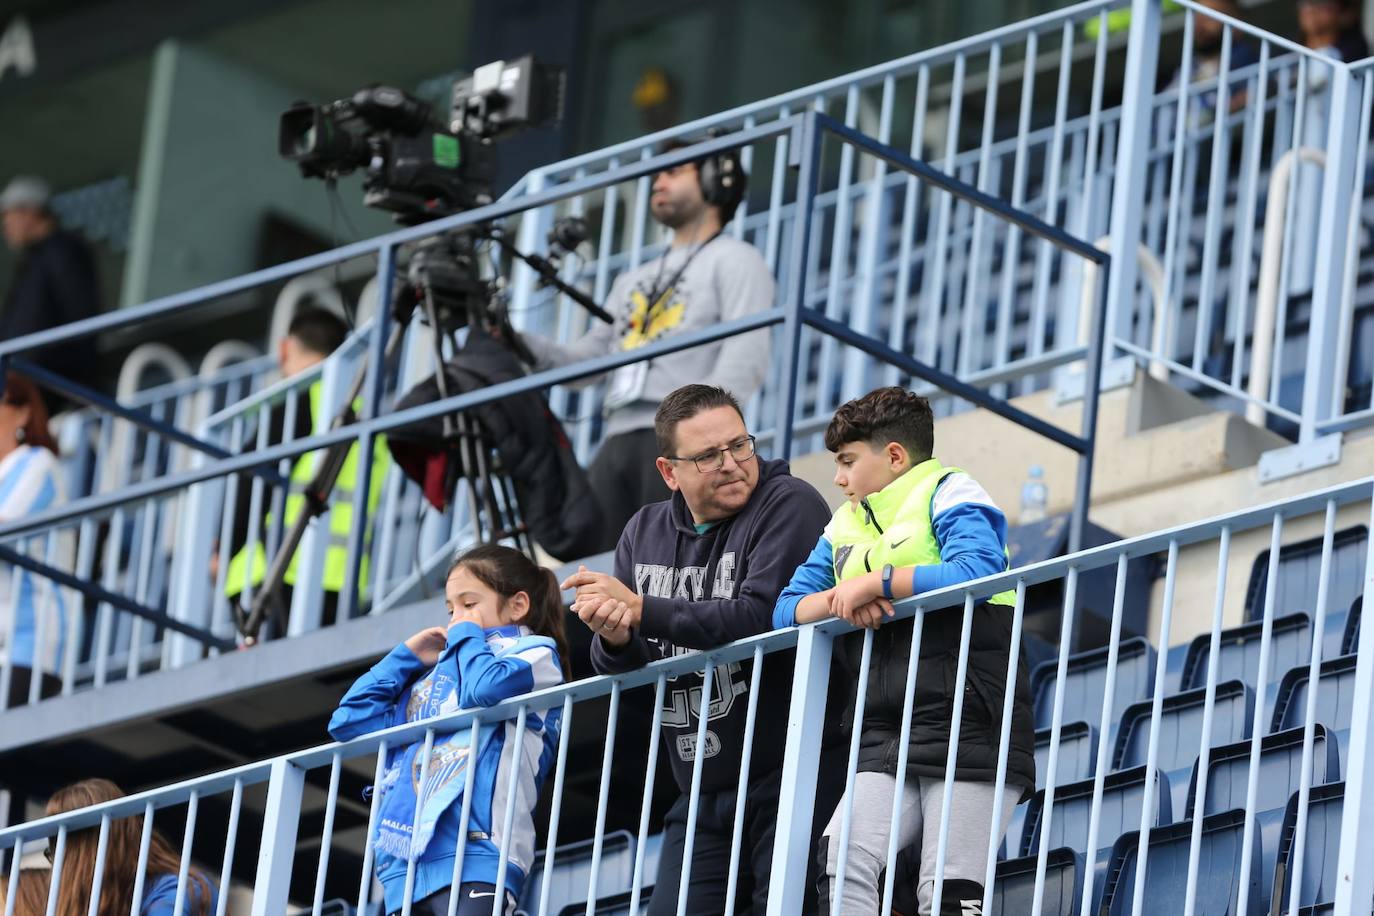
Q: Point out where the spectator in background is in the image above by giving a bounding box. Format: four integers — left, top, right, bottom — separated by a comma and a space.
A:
1168, 0, 1258, 118
220, 306, 390, 634
0, 868, 50, 916
515, 140, 776, 553
45, 778, 218, 915
0, 372, 68, 709
0, 176, 100, 409
1335, 0, 1370, 59
1299, 0, 1346, 56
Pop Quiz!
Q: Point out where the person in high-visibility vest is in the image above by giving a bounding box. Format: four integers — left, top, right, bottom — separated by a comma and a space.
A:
772, 386, 1035, 915
221, 307, 389, 628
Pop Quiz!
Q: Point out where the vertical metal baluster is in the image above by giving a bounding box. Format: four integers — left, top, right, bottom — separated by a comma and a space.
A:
764, 108, 790, 273
585, 681, 622, 911
216, 779, 243, 916
1330, 71, 1374, 423
86, 814, 112, 916
1191, 25, 1236, 376
1234, 513, 1285, 916
1025, 24, 1073, 393
1030, 566, 1080, 916
1269, 56, 1310, 409
1157, 13, 1195, 374
675, 663, 716, 916
885, 64, 930, 389
1068, 11, 1109, 347
492, 706, 529, 916
980, 581, 1028, 914
5, 838, 21, 916
628, 677, 666, 915
357, 741, 390, 913
1285, 500, 1337, 916
399, 729, 437, 916
1228, 44, 1273, 390
733, 116, 755, 240
445, 720, 483, 916
879, 605, 926, 916
958, 44, 1002, 380
829, 629, 875, 913
1128, 542, 1180, 916
722, 647, 764, 914
917, 55, 966, 373
129, 801, 154, 916
534, 697, 576, 916
172, 792, 200, 916
815, 84, 860, 419
311, 753, 343, 915
1182, 527, 1232, 916
1077, 555, 1129, 912
929, 596, 978, 916
992, 36, 1037, 397
44, 826, 67, 916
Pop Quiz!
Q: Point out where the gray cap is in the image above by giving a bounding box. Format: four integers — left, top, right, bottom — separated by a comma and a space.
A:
0, 175, 52, 211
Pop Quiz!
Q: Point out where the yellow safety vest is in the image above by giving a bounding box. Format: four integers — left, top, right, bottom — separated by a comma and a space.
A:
823, 457, 1016, 607
224, 382, 390, 598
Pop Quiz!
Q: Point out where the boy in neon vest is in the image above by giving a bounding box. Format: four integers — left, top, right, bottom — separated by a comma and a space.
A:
773, 386, 1035, 916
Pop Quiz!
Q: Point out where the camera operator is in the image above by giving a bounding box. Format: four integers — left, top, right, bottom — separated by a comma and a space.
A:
515, 138, 775, 553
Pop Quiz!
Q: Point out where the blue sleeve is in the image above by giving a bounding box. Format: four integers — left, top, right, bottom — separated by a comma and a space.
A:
910, 502, 1010, 596
327, 644, 429, 741
139, 874, 218, 915
772, 535, 836, 629
447, 622, 542, 708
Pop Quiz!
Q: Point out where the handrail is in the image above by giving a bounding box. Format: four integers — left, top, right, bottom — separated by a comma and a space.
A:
1248, 146, 1327, 426
1077, 236, 1170, 381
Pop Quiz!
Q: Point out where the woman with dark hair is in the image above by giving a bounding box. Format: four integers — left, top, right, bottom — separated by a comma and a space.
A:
0, 371, 68, 707
44, 778, 218, 916
329, 544, 572, 915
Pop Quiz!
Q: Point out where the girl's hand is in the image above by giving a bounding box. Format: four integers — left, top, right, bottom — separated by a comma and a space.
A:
404, 627, 448, 666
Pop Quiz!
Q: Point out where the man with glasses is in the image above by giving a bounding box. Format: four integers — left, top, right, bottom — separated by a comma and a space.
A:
516, 139, 774, 553
563, 383, 843, 913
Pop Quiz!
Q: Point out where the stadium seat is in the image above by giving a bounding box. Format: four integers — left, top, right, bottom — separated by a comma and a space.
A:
1342, 595, 1362, 656
1179, 612, 1312, 699
1003, 723, 1100, 861
1186, 724, 1339, 911
519, 830, 637, 916
1022, 765, 1170, 912
1271, 782, 1346, 915
1112, 680, 1251, 818
1030, 637, 1156, 739
1243, 526, 1368, 624
1269, 656, 1359, 756
1098, 810, 1261, 916
993, 847, 1083, 915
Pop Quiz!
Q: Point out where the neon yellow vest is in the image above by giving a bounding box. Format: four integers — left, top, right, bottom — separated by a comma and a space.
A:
224, 382, 390, 598
823, 457, 1016, 607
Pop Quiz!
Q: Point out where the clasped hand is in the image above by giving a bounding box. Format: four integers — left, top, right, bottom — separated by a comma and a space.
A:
561, 565, 639, 645
827, 571, 896, 630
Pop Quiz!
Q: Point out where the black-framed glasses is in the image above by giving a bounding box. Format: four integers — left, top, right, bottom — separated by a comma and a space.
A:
669, 435, 756, 473
43, 837, 55, 863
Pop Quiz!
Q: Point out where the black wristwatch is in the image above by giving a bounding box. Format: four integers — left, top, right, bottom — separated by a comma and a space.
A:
881, 563, 895, 600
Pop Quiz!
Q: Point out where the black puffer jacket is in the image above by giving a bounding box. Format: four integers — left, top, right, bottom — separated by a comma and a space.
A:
839, 600, 1036, 799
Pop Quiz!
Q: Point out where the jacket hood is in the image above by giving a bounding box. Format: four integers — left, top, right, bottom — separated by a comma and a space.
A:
667, 457, 794, 536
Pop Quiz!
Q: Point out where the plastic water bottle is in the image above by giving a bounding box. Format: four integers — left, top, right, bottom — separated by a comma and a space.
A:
1020, 465, 1048, 524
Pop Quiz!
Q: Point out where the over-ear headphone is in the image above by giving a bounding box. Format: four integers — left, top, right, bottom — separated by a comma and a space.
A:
696, 128, 747, 216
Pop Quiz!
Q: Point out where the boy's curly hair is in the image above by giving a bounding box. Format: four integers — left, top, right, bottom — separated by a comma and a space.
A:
824, 386, 934, 462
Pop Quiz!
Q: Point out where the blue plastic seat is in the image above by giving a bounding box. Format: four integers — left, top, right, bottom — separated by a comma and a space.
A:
1269, 656, 1359, 761
1186, 724, 1340, 911
1244, 526, 1368, 624
1030, 637, 1156, 740
1021, 765, 1170, 912
1003, 723, 1099, 861
1271, 783, 1346, 914
1099, 809, 1262, 915
520, 830, 637, 916
993, 847, 1082, 915
1112, 680, 1251, 819
1180, 613, 1312, 701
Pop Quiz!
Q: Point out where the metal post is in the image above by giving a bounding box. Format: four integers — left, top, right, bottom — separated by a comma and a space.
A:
250, 758, 306, 916
1071, 255, 1110, 554
765, 624, 834, 916
772, 112, 822, 459
1299, 63, 1359, 443
1101, 0, 1162, 364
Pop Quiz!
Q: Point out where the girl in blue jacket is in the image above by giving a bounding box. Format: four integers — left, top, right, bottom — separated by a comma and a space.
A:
330, 544, 577, 916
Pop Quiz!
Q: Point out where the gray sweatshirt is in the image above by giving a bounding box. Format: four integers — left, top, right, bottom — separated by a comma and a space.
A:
520, 234, 775, 437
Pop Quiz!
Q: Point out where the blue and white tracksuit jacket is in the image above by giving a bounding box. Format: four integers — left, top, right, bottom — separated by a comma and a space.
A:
329, 623, 564, 914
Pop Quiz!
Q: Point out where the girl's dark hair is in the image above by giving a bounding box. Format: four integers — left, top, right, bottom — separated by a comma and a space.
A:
4, 373, 58, 455
44, 779, 213, 916
449, 544, 570, 679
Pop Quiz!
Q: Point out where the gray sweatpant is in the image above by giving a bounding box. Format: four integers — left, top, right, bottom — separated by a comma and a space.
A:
821, 772, 1018, 915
